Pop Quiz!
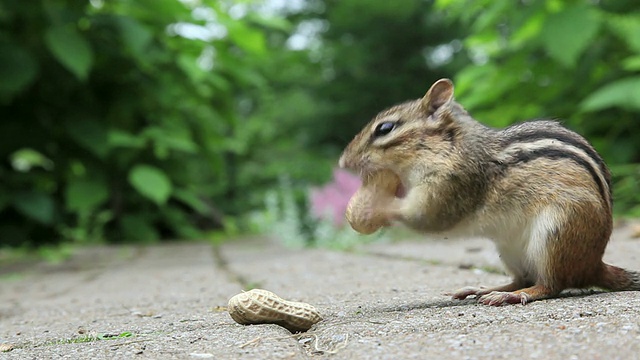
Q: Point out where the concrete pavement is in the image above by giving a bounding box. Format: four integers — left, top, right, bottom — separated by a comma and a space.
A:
1, 223, 639, 359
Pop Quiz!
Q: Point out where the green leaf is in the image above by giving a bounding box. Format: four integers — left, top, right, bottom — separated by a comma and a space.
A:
142, 126, 198, 153
108, 129, 146, 149
66, 178, 109, 213
622, 56, 640, 72
541, 5, 600, 67
173, 188, 209, 215
120, 215, 159, 242
0, 43, 38, 98
13, 192, 55, 225
178, 54, 207, 82
606, 15, 640, 53
10, 148, 53, 172
580, 77, 640, 112
226, 21, 267, 55
247, 14, 292, 32
454, 64, 497, 99
128, 165, 172, 205
472, 1, 510, 33
116, 17, 153, 60
66, 119, 109, 158
44, 25, 94, 80
161, 207, 201, 239
510, 12, 543, 49
435, 0, 460, 9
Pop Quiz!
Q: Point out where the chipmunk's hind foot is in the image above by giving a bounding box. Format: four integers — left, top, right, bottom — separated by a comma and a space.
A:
451, 281, 523, 300
477, 284, 556, 306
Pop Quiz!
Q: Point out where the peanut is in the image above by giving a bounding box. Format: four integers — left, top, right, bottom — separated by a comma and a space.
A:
227, 289, 322, 333
345, 169, 400, 234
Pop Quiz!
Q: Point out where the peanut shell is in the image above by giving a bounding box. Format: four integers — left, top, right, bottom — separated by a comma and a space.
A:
345, 169, 400, 234
228, 289, 322, 333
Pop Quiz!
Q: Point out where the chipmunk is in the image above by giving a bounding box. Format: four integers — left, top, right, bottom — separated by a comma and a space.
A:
339, 78, 640, 306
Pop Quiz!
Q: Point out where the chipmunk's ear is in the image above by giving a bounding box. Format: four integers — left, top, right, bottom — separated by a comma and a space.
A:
421, 78, 454, 116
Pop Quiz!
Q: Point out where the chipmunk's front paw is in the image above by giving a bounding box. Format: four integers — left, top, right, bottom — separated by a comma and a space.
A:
450, 286, 488, 300
478, 291, 530, 306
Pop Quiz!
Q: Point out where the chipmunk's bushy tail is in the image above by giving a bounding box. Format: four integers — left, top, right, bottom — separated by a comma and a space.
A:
597, 264, 640, 291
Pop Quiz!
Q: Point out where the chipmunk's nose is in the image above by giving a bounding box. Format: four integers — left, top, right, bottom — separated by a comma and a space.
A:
338, 153, 347, 168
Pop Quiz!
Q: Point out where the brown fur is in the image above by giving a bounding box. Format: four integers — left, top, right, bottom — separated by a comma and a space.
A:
339, 78, 640, 305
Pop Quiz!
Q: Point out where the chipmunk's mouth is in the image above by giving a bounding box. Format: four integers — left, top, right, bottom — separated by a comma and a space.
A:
360, 168, 407, 199
337, 148, 407, 198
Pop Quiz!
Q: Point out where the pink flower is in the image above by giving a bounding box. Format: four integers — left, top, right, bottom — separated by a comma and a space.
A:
309, 168, 361, 226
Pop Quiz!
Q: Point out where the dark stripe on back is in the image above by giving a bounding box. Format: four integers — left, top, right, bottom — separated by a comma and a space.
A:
502, 129, 611, 191
501, 148, 609, 206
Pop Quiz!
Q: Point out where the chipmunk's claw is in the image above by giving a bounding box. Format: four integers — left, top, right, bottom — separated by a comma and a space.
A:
450, 286, 488, 300
477, 291, 530, 306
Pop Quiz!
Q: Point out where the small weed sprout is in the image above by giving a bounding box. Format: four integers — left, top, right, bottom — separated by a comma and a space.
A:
44, 332, 134, 347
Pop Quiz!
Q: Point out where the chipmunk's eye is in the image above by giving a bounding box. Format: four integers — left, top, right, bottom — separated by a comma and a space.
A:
373, 121, 396, 137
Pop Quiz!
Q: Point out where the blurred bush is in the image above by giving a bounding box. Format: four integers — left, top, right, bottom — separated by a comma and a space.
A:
0, 0, 288, 245
2, 0, 640, 247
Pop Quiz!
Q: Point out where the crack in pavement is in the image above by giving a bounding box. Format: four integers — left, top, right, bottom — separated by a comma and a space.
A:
211, 245, 252, 290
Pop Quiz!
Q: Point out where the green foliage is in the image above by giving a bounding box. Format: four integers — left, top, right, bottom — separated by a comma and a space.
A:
0, 0, 289, 245
0, 44, 38, 97
44, 25, 94, 80
12, 192, 55, 225
128, 165, 172, 205
581, 77, 640, 111
66, 178, 109, 213
3, 0, 640, 247
541, 5, 600, 68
